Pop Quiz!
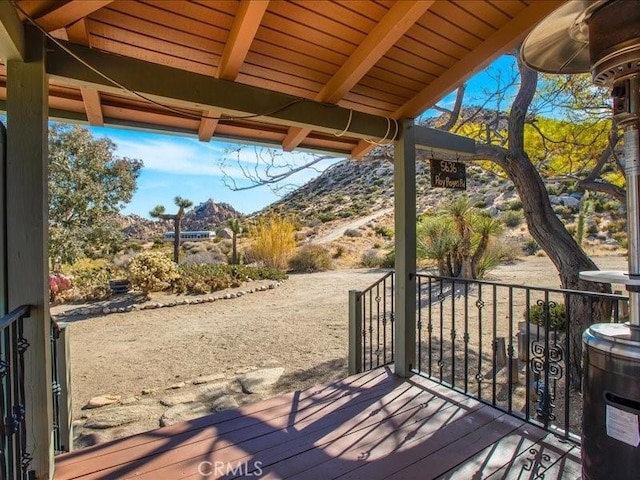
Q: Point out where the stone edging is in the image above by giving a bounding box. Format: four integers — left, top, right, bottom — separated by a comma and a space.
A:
52, 281, 283, 320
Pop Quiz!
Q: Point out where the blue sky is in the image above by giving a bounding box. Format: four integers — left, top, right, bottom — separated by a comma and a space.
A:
88, 55, 518, 218
91, 127, 342, 217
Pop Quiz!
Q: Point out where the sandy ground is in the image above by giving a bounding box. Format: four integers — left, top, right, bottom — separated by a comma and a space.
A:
57, 254, 628, 425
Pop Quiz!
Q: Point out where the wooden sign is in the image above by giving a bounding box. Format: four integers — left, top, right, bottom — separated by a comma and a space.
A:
430, 159, 466, 190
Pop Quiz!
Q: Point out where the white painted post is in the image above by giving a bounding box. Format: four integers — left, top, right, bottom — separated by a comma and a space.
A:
394, 120, 417, 378
6, 25, 53, 479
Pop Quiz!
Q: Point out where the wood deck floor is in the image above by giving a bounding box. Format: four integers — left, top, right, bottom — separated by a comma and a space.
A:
55, 367, 581, 480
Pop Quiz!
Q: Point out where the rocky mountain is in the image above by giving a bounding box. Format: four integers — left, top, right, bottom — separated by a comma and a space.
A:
263, 158, 521, 222
121, 199, 241, 241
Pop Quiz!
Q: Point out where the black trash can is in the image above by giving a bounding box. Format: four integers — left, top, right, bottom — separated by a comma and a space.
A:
582, 323, 640, 480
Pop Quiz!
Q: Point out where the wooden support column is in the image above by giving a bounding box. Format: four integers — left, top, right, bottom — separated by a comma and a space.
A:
393, 119, 416, 378
6, 26, 53, 479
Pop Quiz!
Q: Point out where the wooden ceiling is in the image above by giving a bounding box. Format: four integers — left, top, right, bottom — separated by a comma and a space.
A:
0, 0, 564, 157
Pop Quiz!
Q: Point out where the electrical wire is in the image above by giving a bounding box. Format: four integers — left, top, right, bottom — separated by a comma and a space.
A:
11, 0, 310, 123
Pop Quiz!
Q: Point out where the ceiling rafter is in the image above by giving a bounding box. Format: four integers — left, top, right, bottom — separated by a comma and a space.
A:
196, 0, 268, 142
65, 17, 103, 126
198, 110, 220, 142
282, 0, 433, 155
393, 0, 564, 119
217, 0, 268, 80
32, 0, 113, 32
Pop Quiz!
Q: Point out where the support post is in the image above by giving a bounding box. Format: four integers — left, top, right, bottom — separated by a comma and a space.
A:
394, 119, 417, 378
6, 26, 53, 479
348, 290, 363, 375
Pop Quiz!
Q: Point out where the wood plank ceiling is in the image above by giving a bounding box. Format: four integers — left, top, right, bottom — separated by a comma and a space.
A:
1, 0, 564, 157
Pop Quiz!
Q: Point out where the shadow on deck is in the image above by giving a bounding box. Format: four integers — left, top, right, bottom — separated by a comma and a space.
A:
55, 367, 581, 479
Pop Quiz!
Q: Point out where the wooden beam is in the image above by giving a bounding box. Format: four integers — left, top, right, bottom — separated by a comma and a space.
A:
282, 1, 432, 152
80, 87, 103, 126
393, 0, 564, 118
6, 25, 53, 478
351, 139, 375, 159
65, 17, 90, 45
282, 126, 310, 152
217, 0, 268, 81
319, 1, 433, 104
33, 0, 113, 32
393, 119, 416, 378
414, 126, 476, 155
46, 40, 398, 141
197, 110, 219, 142
0, 1, 25, 61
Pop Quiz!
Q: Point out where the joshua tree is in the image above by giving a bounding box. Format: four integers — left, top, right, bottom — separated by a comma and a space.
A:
228, 217, 243, 265
150, 196, 193, 263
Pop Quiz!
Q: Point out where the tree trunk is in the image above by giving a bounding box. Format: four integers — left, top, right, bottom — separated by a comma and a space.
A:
472, 61, 612, 389
173, 219, 180, 264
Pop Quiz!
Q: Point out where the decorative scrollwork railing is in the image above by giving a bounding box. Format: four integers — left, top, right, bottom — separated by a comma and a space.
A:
0, 305, 33, 480
414, 274, 628, 440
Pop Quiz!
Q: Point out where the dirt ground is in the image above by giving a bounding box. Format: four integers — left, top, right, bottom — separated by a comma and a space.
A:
54, 254, 628, 429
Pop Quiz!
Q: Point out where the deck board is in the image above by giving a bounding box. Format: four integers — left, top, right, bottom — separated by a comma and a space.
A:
55, 367, 580, 480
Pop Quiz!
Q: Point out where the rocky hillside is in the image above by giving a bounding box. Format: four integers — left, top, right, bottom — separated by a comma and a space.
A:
260, 157, 626, 252
121, 199, 241, 241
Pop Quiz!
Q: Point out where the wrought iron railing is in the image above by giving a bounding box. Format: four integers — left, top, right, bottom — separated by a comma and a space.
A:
348, 271, 395, 374
0, 305, 33, 480
414, 273, 628, 440
51, 320, 71, 454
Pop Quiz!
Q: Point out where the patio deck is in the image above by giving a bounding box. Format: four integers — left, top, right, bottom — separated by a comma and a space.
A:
54, 367, 581, 480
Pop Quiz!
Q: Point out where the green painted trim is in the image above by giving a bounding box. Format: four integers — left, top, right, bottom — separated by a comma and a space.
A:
394, 119, 417, 378
46, 40, 398, 141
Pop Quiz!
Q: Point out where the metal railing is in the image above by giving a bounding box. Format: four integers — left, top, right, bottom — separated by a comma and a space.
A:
348, 271, 395, 374
51, 320, 72, 454
0, 305, 32, 480
415, 273, 628, 440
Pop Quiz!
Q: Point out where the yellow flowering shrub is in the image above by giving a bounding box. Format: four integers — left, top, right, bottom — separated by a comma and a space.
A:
127, 251, 179, 293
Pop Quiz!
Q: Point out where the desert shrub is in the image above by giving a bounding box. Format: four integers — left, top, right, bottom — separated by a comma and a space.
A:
507, 199, 523, 210
360, 250, 382, 268
373, 225, 394, 237
172, 264, 287, 295
501, 210, 523, 228
125, 241, 143, 253
523, 238, 540, 256
317, 212, 337, 223
66, 259, 125, 301
181, 251, 227, 265
333, 246, 345, 258
127, 251, 179, 293
249, 215, 296, 270
344, 228, 362, 238
289, 245, 332, 272
380, 250, 395, 268
524, 302, 566, 332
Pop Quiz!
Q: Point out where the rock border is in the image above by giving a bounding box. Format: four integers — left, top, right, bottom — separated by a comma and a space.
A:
52, 281, 283, 320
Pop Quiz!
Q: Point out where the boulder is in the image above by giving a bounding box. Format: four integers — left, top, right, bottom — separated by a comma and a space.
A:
211, 395, 239, 412
84, 405, 149, 429
159, 402, 210, 427
238, 368, 284, 394
84, 394, 121, 409
192, 373, 226, 385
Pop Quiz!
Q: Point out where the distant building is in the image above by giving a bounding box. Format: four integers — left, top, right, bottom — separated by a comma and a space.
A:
163, 231, 216, 242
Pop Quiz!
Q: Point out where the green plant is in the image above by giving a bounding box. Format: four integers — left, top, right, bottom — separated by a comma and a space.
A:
360, 250, 382, 268
250, 214, 296, 270
507, 199, 523, 210
288, 245, 332, 272
127, 251, 180, 293
333, 246, 345, 258
373, 225, 394, 238
523, 238, 540, 256
524, 302, 566, 332
501, 210, 523, 228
